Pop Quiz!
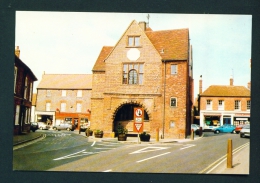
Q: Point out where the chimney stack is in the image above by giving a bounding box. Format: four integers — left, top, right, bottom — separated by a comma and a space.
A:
230, 75, 234, 86
247, 82, 251, 89
15, 46, 20, 58
138, 21, 146, 31
199, 75, 202, 94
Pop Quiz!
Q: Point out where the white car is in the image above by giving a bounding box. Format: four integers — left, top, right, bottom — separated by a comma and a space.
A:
240, 125, 250, 138
38, 122, 50, 130
191, 124, 202, 135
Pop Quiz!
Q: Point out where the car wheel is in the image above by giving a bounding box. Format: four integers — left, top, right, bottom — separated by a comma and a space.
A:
232, 130, 236, 134
53, 127, 57, 131
240, 133, 245, 138
66, 128, 70, 131
215, 130, 220, 134
40, 127, 43, 130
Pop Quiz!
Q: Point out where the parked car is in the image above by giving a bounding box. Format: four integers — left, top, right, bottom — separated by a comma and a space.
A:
212, 124, 236, 134
53, 122, 75, 131
240, 125, 250, 138
235, 124, 246, 134
30, 122, 39, 132
38, 122, 50, 130
80, 122, 90, 132
191, 124, 201, 135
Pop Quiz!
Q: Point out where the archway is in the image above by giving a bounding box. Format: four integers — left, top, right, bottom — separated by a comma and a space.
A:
112, 103, 150, 135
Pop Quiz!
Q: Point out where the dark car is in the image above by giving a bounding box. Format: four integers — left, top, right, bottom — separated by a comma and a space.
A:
53, 122, 75, 131
30, 122, 39, 132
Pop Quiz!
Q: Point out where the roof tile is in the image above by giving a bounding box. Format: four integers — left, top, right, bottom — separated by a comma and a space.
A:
201, 85, 250, 97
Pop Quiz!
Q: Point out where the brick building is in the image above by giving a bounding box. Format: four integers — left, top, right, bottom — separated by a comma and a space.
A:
14, 46, 37, 135
91, 20, 193, 139
198, 76, 250, 131
35, 74, 92, 129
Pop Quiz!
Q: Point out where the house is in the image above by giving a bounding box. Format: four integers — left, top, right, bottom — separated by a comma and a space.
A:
14, 46, 37, 135
35, 74, 92, 129
91, 20, 194, 139
198, 76, 250, 131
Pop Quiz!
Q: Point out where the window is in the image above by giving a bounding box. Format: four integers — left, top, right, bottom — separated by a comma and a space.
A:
15, 105, 20, 125
76, 103, 82, 112
46, 102, 51, 111
218, 100, 224, 110
171, 65, 177, 75
123, 63, 144, 85
170, 97, 177, 107
247, 100, 250, 110
29, 83, 33, 102
206, 100, 212, 110
24, 77, 28, 99
62, 90, 66, 97
235, 100, 241, 110
128, 36, 140, 47
77, 90, 82, 97
14, 66, 17, 93
61, 103, 66, 112
46, 90, 51, 97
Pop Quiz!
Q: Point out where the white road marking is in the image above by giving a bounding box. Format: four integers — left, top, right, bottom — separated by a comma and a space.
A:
94, 147, 115, 150
136, 152, 171, 163
53, 149, 98, 160
103, 169, 112, 172
180, 144, 195, 150
91, 141, 96, 146
129, 147, 169, 154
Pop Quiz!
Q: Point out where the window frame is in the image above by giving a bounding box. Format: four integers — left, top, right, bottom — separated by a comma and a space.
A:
76, 103, 82, 112
171, 65, 178, 75
60, 102, 66, 112
122, 63, 144, 85
62, 90, 66, 97
218, 100, 224, 110
206, 100, 212, 110
127, 36, 141, 47
77, 90, 82, 97
46, 102, 51, 111
234, 100, 241, 110
46, 90, 51, 97
170, 97, 177, 107
247, 100, 251, 110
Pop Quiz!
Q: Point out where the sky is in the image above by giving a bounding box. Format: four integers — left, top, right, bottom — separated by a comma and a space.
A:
15, 12, 252, 98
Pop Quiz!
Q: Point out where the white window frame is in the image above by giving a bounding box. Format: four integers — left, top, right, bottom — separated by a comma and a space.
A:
218, 100, 224, 110
46, 102, 51, 111
76, 103, 82, 112
62, 90, 66, 97
170, 97, 177, 107
206, 100, 212, 110
61, 103, 66, 112
171, 65, 177, 75
235, 100, 241, 110
15, 105, 20, 125
77, 90, 82, 97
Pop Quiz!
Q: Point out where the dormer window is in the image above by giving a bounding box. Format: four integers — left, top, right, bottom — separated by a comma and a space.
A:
128, 36, 140, 47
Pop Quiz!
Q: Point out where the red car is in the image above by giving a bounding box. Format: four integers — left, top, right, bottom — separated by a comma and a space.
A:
235, 124, 246, 134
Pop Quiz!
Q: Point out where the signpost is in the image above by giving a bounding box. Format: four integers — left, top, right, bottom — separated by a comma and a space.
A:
133, 108, 144, 144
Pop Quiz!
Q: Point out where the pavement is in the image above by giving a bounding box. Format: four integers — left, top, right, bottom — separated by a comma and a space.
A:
13, 130, 249, 174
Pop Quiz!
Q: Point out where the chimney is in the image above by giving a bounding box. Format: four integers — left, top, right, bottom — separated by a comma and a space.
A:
230, 75, 234, 86
15, 46, 20, 58
199, 75, 202, 94
247, 82, 251, 89
138, 21, 146, 31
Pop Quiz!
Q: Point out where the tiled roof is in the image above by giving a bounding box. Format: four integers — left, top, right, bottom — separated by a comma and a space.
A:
201, 85, 250, 97
145, 28, 189, 60
37, 74, 92, 89
92, 46, 113, 71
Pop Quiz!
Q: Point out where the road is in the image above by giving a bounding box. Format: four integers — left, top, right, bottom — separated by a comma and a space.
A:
13, 131, 249, 173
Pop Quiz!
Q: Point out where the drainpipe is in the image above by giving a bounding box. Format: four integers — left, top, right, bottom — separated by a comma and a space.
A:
162, 60, 166, 139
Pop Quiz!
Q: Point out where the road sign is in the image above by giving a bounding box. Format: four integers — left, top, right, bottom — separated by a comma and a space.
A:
133, 107, 144, 133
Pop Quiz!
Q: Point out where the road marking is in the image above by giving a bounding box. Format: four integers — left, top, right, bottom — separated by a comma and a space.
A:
180, 144, 195, 150
136, 152, 171, 163
94, 147, 115, 150
199, 142, 249, 174
91, 141, 96, 146
103, 169, 112, 172
129, 147, 169, 154
53, 149, 98, 160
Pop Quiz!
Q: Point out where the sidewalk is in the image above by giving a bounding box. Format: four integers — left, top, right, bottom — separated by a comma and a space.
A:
13, 130, 249, 174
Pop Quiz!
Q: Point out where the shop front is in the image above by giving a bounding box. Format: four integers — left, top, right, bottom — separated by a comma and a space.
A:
201, 113, 221, 131
233, 113, 250, 126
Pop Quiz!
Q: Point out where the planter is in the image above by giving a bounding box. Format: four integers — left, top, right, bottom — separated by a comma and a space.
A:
118, 134, 127, 141
94, 133, 103, 138
85, 130, 93, 136
140, 135, 150, 142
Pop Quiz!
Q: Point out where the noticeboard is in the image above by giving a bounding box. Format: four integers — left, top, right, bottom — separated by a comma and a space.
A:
133, 107, 144, 133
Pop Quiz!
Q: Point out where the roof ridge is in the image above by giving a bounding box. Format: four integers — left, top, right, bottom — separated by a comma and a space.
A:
147, 28, 189, 33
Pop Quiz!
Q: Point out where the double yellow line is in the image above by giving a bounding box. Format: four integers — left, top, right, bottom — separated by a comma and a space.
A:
199, 142, 249, 174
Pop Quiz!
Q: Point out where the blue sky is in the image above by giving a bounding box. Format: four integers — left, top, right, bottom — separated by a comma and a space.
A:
15, 12, 252, 98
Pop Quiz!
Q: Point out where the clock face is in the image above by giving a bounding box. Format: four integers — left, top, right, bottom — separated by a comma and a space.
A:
127, 48, 140, 61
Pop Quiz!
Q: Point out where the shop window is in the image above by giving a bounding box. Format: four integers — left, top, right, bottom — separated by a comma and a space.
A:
123, 63, 144, 85
218, 100, 224, 110
128, 36, 140, 47
247, 100, 250, 110
206, 100, 212, 110
170, 97, 177, 107
171, 65, 177, 75
235, 100, 241, 110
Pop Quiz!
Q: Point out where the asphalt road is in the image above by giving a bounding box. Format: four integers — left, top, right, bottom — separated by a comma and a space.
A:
13, 131, 249, 173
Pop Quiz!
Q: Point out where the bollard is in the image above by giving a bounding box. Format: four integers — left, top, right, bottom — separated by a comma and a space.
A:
156, 127, 159, 142
227, 139, 233, 168
199, 127, 203, 137
191, 129, 194, 140
86, 128, 90, 137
